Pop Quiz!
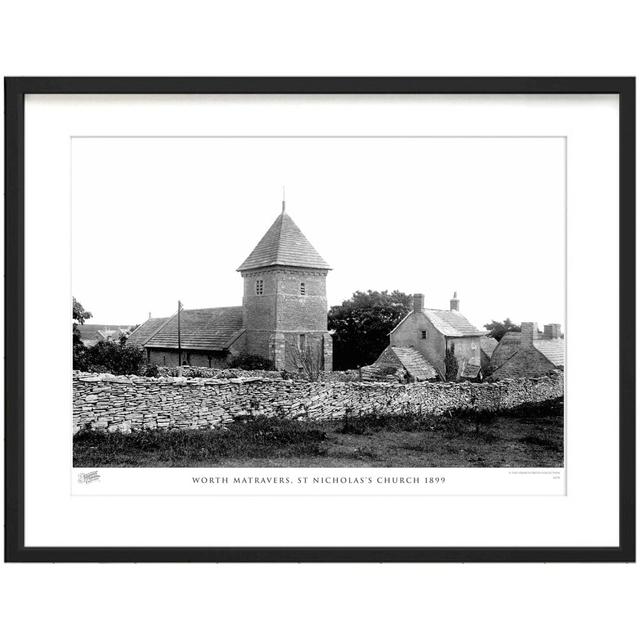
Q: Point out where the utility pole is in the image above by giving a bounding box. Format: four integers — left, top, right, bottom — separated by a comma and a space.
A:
177, 300, 182, 367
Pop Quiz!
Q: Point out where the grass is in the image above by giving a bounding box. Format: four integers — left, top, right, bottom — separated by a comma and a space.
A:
73, 398, 564, 468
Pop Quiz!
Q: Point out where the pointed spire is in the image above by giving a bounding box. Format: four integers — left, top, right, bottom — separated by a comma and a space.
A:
237, 206, 330, 271
281, 186, 286, 214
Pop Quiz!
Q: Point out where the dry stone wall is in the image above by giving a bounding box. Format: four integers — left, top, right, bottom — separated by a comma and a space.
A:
156, 365, 363, 382
73, 370, 563, 434
156, 366, 286, 380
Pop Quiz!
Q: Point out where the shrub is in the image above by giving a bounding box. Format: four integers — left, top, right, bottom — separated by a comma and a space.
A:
444, 344, 458, 381
228, 354, 274, 371
76, 340, 145, 375
142, 363, 160, 377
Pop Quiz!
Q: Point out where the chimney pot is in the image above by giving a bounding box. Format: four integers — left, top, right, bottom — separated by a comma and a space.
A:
450, 291, 460, 312
413, 293, 425, 313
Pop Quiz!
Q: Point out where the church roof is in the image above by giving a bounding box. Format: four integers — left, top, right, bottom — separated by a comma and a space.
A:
127, 317, 169, 346
134, 307, 244, 352
237, 211, 330, 271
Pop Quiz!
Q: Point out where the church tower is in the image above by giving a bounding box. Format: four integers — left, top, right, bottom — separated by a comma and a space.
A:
237, 201, 333, 372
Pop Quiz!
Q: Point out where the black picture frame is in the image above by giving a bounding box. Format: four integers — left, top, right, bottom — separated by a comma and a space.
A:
4, 77, 635, 563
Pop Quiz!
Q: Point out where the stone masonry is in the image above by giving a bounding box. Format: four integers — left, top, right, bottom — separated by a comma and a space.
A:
73, 370, 564, 434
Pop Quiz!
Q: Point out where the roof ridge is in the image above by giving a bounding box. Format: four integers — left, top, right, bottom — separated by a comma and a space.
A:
273, 212, 287, 263
184, 305, 242, 312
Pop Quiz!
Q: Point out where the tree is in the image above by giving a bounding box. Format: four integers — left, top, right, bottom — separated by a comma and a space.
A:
72, 297, 92, 345
483, 318, 520, 342
444, 343, 458, 381
328, 290, 412, 370
72, 297, 93, 369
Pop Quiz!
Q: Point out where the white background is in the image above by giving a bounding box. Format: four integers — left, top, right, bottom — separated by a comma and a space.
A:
1, 2, 638, 640
72, 135, 565, 328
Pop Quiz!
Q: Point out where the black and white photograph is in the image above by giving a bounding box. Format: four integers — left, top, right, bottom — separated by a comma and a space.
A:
71, 135, 565, 470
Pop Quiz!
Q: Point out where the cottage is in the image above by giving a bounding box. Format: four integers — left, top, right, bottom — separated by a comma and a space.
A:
487, 322, 564, 380
373, 292, 485, 381
127, 203, 333, 372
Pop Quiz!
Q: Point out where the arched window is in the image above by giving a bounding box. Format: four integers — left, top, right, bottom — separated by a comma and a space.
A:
255, 279, 264, 295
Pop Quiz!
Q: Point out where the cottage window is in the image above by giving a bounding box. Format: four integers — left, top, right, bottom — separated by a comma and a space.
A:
300, 282, 306, 295
421, 330, 427, 339
255, 279, 264, 295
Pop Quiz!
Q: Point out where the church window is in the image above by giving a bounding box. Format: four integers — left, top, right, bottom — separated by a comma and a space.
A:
421, 330, 427, 339
298, 334, 306, 351
255, 279, 264, 295
300, 282, 306, 295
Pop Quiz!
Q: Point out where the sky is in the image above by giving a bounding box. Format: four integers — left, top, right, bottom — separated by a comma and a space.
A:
72, 136, 565, 331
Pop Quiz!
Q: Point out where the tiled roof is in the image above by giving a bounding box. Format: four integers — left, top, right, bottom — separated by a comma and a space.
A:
237, 212, 330, 271
127, 317, 169, 346
389, 346, 438, 381
145, 307, 244, 351
533, 338, 565, 367
423, 309, 484, 337
480, 336, 499, 357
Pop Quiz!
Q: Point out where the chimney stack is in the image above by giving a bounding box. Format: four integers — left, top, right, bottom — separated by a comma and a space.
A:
520, 322, 538, 345
413, 293, 425, 313
450, 291, 460, 312
148, 312, 152, 320
543, 323, 561, 339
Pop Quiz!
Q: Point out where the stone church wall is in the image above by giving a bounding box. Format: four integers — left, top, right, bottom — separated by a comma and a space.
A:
148, 349, 232, 369
73, 371, 563, 434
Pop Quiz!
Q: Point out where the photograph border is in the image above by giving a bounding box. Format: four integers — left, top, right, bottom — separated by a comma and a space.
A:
5, 76, 635, 562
